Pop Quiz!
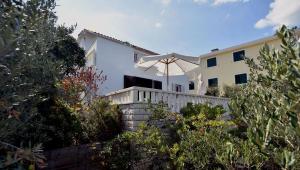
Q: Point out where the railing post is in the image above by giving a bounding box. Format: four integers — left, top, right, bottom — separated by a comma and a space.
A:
145, 91, 151, 102
151, 92, 156, 103
130, 89, 138, 103
138, 90, 144, 102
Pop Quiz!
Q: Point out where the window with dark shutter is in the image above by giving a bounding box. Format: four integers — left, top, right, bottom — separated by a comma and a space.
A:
235, 73, 247, 84
233, 50, 245, 62
208, 78, 218, 87
189, 81, 195, 90
124, 75, 162, 90
134, 53, 138, 63
207, 57, 217, 67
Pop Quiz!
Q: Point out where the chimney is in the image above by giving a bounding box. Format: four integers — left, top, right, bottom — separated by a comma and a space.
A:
211, 48, 219, 52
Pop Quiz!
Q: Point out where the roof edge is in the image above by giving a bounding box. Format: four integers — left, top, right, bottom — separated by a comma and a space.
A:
78, 29, 159, 55
199, 28, 300, 58
199, 35, 278, 58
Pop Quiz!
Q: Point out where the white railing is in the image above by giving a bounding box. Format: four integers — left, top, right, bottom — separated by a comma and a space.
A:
106, 87, 230, 112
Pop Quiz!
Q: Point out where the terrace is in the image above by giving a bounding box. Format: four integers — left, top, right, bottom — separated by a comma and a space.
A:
106, 86, 230, 130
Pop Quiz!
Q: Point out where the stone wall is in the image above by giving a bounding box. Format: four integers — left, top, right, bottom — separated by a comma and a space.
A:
119, 103, 151, 131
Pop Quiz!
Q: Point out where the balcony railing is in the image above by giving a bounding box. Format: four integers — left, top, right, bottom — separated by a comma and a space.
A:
105, 86, 230, 112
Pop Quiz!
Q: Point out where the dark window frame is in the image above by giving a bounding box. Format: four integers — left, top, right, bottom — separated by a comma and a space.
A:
233, 50, 245, 62
134, 53, 138, 63
175, 84, 183, 92
208, 78, 218, 87
207, 57, 217, 67
124, 75, 162, 90
235, 73, 247, 84
189, 81, 195, 90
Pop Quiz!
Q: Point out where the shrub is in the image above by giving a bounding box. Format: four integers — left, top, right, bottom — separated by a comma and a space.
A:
98, 132, 136, 170
83, 98, 122, 141
114, 103, 235, 169
205, 87, 220, 97
35, 99, 84, 149
57, 67, 107, 110
147, 101, 171, 120
180, 103, 225, 119
230, 26, 300, 169
222, 85, 242, 98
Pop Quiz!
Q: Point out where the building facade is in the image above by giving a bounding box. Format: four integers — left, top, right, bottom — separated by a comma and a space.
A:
78, 29, 298, 97
77, 29, 193, 95
193, 34, 283, 95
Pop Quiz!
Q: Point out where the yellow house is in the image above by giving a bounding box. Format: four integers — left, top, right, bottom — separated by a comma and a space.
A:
191, 31, 298, 95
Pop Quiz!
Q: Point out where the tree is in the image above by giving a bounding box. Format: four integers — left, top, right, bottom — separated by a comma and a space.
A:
0, 0, 86, 168
230, 25, 300, 169
49, 26, 85, 75
58, 66, 106, 110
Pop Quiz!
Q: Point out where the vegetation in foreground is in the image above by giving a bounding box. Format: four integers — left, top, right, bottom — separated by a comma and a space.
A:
98, 26, 300, 169
0, 0, 299, 169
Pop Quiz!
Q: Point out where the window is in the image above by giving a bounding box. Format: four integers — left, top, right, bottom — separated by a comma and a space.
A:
153, 80, 162, 89
134, 53, 138, 63
189, 81, 195, 90
124, 75, 162, 90
207, 57, 217, 67
208, 78, 218, 87
233, 50, 245, 62
235, 73, 247, 84
172, 84, 183, 92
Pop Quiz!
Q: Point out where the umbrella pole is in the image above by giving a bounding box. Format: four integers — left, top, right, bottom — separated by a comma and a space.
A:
167, 63, 169, 91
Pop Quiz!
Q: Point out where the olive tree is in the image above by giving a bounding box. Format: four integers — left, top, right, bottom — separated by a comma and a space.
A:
230, 26, 300, 169
0, 0, 85, 168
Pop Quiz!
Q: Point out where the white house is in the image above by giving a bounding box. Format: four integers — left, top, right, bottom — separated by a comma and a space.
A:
77, 29, 195, 96
77, 29, 229, 130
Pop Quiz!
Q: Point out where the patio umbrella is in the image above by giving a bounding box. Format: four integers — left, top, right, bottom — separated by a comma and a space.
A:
136, 53, 200, 91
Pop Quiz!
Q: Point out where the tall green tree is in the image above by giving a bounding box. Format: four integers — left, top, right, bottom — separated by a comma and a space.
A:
230, 25, 300, 169
0, 0, 85, 167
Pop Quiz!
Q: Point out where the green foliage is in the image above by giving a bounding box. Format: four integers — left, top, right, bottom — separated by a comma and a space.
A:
148, 101, 171, 120
0, 0, 86, 168
35, 99, 84, 149
171, 104, 234, 169
132, 123, 172, 169
109, 103, 235, 169
205, 87, 220, 97
98, 132, 136, 170
180, 103, 225, 119
83, 98, 122, 141
218, 137, 266, 169
49, 26, 85, 75
222, 85, 242, 98
230, 25, 300, 169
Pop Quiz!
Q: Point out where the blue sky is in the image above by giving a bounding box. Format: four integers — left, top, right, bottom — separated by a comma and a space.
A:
56, 0, 300, 56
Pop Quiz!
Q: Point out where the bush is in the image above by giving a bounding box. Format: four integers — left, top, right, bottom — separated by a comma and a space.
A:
147, 101, 170, 120
180, 103, 225, 119
205, 87, 220, 97
222, 85, 242, 98
98, 132, 136, 170
83, 98, 122, 141
111, 103, 235, 169
35, 99, 84, 149
230, 26, 300, 169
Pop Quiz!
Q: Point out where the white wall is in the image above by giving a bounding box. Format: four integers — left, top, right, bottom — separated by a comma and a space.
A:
78, 34, 96, 52
79, 35, 190, 95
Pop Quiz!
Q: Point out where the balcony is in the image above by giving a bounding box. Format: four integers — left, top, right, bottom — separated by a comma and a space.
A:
105, 87, 230, 130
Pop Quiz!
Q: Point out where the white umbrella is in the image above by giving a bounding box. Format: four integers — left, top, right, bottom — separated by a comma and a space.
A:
136, 53, 200, 91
